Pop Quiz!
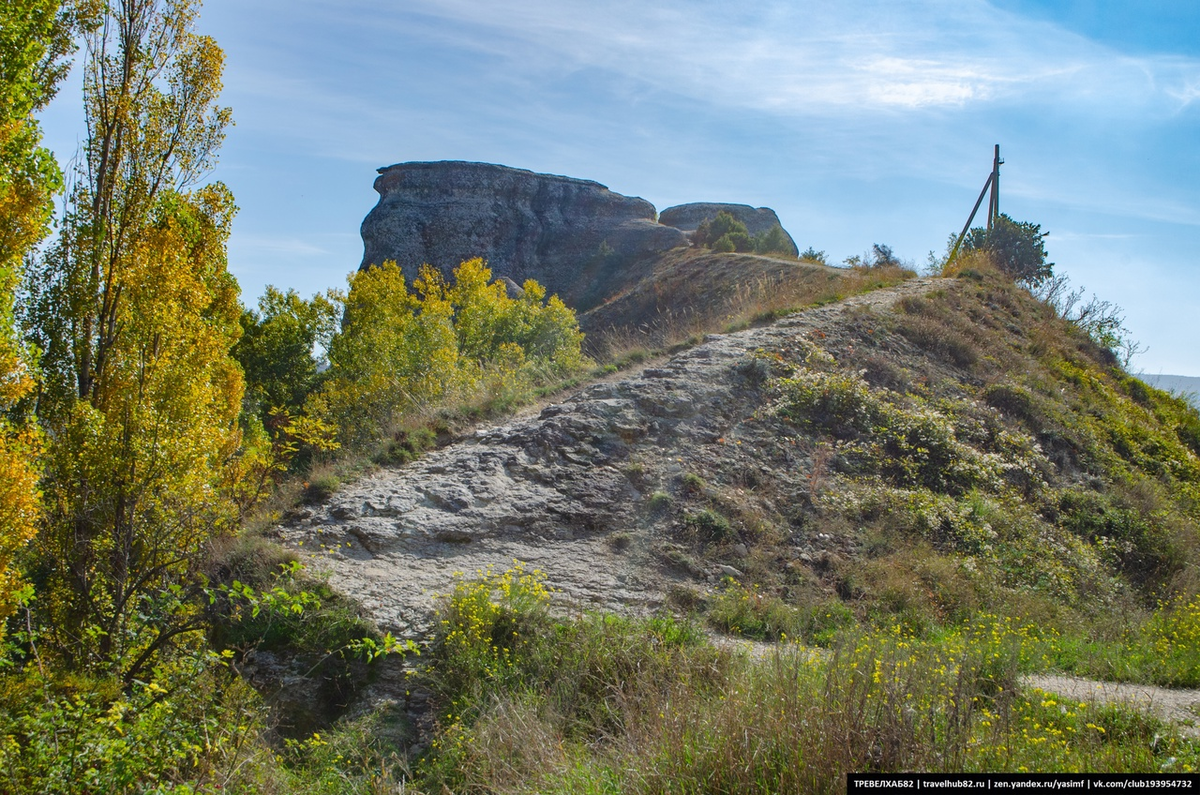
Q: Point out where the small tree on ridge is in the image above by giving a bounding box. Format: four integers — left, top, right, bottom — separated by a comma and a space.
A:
961, 214, 1053, 286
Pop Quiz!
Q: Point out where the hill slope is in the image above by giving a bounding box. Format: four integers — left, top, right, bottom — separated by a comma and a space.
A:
281, 265, 1200, 641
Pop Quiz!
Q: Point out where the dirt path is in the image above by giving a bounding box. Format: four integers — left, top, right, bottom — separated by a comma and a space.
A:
1022, 675, 1200, 737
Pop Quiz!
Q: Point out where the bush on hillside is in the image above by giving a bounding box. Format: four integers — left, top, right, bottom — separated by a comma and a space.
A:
960, 214, 1053, 286
693, 211, 794, 256
799, 246, 828, 264
694, 211, 754, 253
753, 225, 793, 256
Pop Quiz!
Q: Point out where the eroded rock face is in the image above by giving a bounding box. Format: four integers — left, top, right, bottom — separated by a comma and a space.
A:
359, 161, 688, 309
659, 202, 798, 256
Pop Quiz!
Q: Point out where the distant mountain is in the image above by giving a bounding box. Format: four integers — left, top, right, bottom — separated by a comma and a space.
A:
1140, 373, 1200, 407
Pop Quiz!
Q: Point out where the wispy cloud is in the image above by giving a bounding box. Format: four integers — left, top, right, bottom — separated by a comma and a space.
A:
1048, 231, 1139, 242
1165, 72, 1200, 109
233, 234, 329, 258
377, 0, 1200, 117
212, 0, 1200, 174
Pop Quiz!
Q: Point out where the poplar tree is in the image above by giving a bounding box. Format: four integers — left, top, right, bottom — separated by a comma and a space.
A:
0, 0, 83, 635
24, 0, 243, 676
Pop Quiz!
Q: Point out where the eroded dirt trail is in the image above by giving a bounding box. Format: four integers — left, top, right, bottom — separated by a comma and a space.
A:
1022, 675, 1200, 737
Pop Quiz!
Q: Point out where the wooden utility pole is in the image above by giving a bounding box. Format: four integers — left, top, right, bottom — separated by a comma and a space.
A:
987, 144, 1003, 230
949, 144, 1002, 263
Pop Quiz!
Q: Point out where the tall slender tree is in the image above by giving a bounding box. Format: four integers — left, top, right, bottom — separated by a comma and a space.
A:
24, 0, 243, 676
0, 0, 85, 634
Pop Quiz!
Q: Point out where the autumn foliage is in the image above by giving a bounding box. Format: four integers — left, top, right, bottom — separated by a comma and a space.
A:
308, 258, 586, 445
18, 0, 243, 675
0, 0, 79, 634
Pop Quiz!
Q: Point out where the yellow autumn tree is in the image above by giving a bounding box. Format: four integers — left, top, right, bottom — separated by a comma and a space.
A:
309, 261, 461, 445
310, 258, 587, 446
23, 0, 245, 677
0, 0, 84, 634
441, 257, 585, 374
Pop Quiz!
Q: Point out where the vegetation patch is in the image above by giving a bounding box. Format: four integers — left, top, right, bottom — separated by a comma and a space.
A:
708, 580, 853, 644
682, 507, 736, 543
407, 570, 1199, 793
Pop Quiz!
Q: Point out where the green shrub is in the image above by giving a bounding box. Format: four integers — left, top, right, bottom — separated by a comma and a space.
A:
683, 508, 735, 543
694, 211, 752, 252
721, 230, 753, 252
960, 213, 1054, 286
690, 211, 790, 255
680, 471, 706, 495
984, 383, 1039, 426
708, 581, 853, 644
876, 404, 990, 494
711, 234, 736, 253
1056, 488, 1179, 581
373, 425, 436, 466
799, 246, 828, 264
753, 225, 793, 256
431, 563, 554, 700
648, 490, 673, 511
302, 473, 340, 504
773, 370, 876, 438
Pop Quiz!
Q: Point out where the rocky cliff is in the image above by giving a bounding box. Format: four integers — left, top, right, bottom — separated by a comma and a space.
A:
359, 161, 688, 310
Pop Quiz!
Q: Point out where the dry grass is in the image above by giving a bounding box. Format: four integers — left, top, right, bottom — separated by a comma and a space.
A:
585, 262, 914, 364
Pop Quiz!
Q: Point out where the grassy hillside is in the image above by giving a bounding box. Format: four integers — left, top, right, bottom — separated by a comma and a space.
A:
405, 261, 1200, 792
579, 248, 912, 358
10, 257, 1199, 792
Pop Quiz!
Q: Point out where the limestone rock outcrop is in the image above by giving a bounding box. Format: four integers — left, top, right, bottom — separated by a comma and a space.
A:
359, 161, 688, 309
659, 202, 798, 256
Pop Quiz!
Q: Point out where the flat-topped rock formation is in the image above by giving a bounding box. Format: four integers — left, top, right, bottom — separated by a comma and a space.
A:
360, 161, 688, 309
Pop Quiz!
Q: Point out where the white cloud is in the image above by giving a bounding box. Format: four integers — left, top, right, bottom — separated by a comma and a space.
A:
859, 58, 996, 107
373, 0, 1200, 118
1165, 73, 1200, 109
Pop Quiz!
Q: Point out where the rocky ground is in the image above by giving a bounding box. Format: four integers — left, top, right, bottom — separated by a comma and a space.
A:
277, 276, 939, 640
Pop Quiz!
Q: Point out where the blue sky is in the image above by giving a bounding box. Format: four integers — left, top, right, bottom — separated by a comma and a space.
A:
37, 0, 1200, 375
